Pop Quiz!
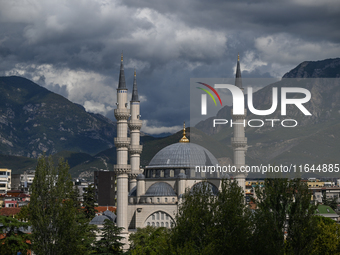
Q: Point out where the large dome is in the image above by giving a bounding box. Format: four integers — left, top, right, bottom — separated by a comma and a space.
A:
148, 142, 218, 168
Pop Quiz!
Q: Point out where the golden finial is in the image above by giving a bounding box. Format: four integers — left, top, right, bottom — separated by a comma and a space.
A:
238, 53, 240, 61
134, 69, 136, 77
121, 51, 123, 62
179, 122, 189, 143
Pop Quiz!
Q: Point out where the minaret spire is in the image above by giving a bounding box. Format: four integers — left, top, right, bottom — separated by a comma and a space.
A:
179, 122, 189, 143
131, 69, 139, 102
235, 54, 243, 89
118, 52, 126, 89
231, 54, 247, 193
128, 68, 143, 196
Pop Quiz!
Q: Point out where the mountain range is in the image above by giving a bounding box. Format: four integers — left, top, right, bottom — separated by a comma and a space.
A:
195, 58, 340, 178
1, 58, 340, 180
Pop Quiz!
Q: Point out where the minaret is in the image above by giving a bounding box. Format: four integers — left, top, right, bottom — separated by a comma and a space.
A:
128, 70, 143, 192
231, 54, 247, 191
114, 53, 131, 234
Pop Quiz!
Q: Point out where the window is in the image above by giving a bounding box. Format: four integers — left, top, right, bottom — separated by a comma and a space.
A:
145, 211, 173, 228
165, 198, 168, 202
157, 198, 160, 203
172, 198, 175, 202
170, 170, 174, 177
160, 170, 164, 178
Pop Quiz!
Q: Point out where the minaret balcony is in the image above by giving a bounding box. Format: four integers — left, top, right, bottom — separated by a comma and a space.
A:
231, 137, 247, 147
114, 164, 131, 174
128, 120, 143, 130
129, 145, 143, 154
114, 137, 131, 148
114, 108, 130, 120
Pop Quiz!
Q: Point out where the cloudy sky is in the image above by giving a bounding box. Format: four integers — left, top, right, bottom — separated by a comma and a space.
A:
0, 0, 339, 135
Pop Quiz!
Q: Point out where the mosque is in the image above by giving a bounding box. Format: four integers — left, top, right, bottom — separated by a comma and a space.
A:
93, 53, 247, 241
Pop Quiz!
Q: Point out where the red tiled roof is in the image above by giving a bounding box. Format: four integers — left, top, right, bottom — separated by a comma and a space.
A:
95, 206, 116, 213
0, 207, 21, 216
18, 193, 30, 197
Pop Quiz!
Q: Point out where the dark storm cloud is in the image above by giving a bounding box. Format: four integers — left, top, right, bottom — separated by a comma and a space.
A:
0, 0, 339, 132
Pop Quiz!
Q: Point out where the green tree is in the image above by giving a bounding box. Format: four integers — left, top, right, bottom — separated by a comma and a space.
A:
311, 216, 340, 255
83, 183, 98, 221
94, 218, 124, 254
253, 178, 318, 255
171, 181, 216, 254
171, 179, 253, 254
285, 179, 318, 255
15, 204, 30, 221
209, 179, 253, 254
0, 215, 31, 255
29, 156, 93, 255
72, 181, 98, 254
128, 226, 171, 255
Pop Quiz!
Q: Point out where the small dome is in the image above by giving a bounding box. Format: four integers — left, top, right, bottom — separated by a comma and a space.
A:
89, 214, 113, 225
103, 210, 117, 222
145, 182, 176, 197
190, 182, 219, 196
147, 143, 218, 168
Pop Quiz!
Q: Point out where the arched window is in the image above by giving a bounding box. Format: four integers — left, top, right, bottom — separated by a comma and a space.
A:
144, 211, 174, 228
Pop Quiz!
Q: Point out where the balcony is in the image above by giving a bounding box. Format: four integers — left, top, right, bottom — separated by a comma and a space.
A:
129, 145, 143, 154
114, 108, 130, 120
114, 137, 131, 148
128, 120, 143, 130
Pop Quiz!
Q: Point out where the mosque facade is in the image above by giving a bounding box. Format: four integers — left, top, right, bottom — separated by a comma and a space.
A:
112, 54, 247, 236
